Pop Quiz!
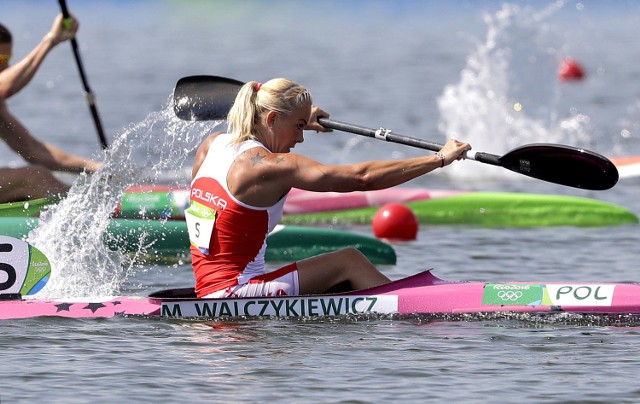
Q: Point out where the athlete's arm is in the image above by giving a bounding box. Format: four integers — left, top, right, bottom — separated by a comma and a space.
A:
0, 99, 98, 172
228, 138, 469, 207
0, 14, 78, 99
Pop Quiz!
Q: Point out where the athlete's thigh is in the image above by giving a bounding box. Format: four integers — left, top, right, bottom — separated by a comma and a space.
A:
296, 250, 350, 294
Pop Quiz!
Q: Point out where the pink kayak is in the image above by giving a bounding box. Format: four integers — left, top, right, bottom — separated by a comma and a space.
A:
283, 187, 463, 214
4, 271, 640, 320
117, 185, 461, 218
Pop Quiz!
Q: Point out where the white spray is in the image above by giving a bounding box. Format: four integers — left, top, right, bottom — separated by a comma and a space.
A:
28, 99, 221, 298
437, 2, 592, 181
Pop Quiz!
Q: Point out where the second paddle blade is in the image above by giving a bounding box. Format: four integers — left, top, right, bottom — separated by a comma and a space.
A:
500, 143, 619, 190
173, 75, 243, 121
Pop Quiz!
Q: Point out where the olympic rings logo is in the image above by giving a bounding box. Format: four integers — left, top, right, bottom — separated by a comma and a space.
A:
497, 290, 523, 301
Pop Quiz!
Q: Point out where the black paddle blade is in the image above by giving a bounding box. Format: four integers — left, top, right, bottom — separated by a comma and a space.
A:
499, 143, 619, 190
173, 75, 243, 121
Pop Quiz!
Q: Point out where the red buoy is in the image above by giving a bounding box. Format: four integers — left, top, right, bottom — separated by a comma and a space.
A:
372, 203, 418, 241
559, 58, 585, 81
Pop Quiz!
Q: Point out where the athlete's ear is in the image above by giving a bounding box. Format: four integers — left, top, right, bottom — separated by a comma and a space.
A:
266, 110, 278, 129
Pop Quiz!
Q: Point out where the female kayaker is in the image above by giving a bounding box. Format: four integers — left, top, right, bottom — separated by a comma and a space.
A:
188, 78, 471, 298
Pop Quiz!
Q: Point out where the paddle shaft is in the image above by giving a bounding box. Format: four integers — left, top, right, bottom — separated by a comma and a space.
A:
317, 118, 499, 165
58, 0, 109, 149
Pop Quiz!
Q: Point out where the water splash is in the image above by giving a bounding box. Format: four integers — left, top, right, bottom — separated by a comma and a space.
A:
437, 2, 593, 181
614, 99, 640, 156
28, 98, 222, 298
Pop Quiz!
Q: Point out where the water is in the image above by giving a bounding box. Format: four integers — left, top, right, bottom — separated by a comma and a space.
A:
2, 0, 640, 402
29, 108, 221, 298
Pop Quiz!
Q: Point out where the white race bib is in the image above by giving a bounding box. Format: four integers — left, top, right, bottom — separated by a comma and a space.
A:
185, 202, 216, 254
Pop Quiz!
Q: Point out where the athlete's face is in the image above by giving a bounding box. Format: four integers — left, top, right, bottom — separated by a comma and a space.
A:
269, 103, 311, 153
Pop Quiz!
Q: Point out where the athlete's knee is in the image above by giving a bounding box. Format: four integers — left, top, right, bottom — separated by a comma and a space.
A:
336, 247, 365, 260
335, 248, 374, 269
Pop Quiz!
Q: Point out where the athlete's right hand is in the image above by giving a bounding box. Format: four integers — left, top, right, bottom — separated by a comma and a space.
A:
438, 138, 472, 166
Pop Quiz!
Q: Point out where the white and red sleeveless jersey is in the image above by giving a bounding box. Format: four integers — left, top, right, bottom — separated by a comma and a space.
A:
188, 133, 286, 298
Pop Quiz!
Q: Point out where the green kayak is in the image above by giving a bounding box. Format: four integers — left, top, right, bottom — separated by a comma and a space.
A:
0, 217, 396, 265
0, 198, 56, 218
282, 192, 639, 227
5, 189, 636, 228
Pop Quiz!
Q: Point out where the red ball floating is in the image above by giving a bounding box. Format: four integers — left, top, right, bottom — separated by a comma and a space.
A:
559, 58, 585, 81
372, 203, 418, 241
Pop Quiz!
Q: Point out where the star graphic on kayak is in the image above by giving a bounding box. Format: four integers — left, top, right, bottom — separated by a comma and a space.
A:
55, 303, 73, 312
84, 302, 106, 313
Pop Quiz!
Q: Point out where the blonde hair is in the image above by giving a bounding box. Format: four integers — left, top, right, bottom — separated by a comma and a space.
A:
227, 78, 312, 145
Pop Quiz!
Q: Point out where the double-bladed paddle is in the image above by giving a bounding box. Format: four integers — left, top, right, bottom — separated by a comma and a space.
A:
58, 0, 109, 150
172, 75, 619, 190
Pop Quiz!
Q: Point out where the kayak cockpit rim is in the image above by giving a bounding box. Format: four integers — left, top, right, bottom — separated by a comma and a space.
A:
147, 269, 440, 301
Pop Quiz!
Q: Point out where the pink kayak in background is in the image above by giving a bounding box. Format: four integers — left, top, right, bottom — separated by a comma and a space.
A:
117, 185, 463, 218
283, 187, 463, 214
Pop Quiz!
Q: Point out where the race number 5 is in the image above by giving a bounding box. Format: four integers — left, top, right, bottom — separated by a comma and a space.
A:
185, 206, 216, 254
